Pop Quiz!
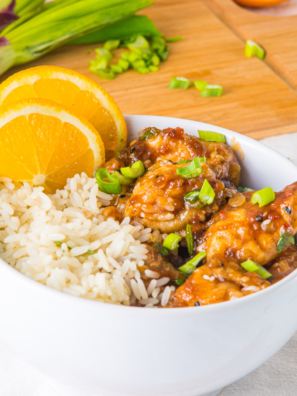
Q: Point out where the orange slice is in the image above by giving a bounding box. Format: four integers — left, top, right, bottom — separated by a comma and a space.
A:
0, 98, 104, 193
0, 66, 127, 160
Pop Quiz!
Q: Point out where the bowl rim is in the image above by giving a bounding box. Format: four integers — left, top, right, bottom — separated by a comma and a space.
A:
1, 114, 297, 316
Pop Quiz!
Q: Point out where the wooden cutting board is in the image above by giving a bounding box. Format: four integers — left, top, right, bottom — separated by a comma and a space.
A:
1, 0, 297, 140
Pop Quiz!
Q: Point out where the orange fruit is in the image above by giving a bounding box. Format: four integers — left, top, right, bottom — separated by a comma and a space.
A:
0, 66, 127, 160
234, 0, 288, 7
0, 98, 104, 193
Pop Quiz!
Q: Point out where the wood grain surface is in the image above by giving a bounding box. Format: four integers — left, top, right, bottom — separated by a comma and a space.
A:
204, 0, 297, 91
1, 0, 297, 140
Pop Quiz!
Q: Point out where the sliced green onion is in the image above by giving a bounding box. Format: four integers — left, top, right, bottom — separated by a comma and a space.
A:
121, 160, 145, 179
163, 233, 182, 250
95, 48, 113, 62
179, 252, 207, 275
110, 64, 123, 74
276, 232, 295, 254
199, 179, 215, 205
54, 241, 62, 247
121, 51, 130, 60
166, 37, 184, 42
168, 76, 191, 89
103, 39, 120, 51
139, 129, 155, 141
176, 160, 190, 165
158, 46, 169, 61
184, 190, 200, 203
149, 65, 159, 72
176, 157, 202, 179
151, 53, 160, 66
132, 59, 146, 69
118, 58, 129, 71
200, 85, 223, 98
111, 171, 134, 186
251, 187, 275, 208
245, 40, 265, 60
89, 58, 109, 71
86, 250, 95, 255
127, 34, 150, 51
136, 67, 149, 74
152, 242, 169, 256
95, 168, 122, 194
186, 224, 194, 256
198, 130, 226, 143
151, 36, 166, 51
128, 51, 140, 63
93, 68, 116, 80
241, 260, 272, 279
193, 81, 208, 91
175, 278, 185, 286
237, 186, 254, 193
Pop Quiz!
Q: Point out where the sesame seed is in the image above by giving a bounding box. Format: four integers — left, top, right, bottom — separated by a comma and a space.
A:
210, 276, 215, 281
194, 301, 200, 306
203, 275, 210, 280
119, 195, 126, 199
256, 215, 263, 222
286, 206, 292, 214
262, 219, 271, 226
130, 147, 136, 154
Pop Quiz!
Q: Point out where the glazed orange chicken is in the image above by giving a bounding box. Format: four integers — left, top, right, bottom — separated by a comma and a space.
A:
103, 126, 297, 307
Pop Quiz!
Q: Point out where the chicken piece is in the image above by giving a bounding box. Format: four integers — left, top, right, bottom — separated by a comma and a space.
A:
266, 245, 297, 284
168, 182, 297, 307
168, 263, 270, 307
118, 127, 241, 185
122, 160, 231, 233
198, 182, 297, 267
139, 245, 186, 283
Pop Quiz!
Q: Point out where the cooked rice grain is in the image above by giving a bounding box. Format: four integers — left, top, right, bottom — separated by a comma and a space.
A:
0, 173, 174, 307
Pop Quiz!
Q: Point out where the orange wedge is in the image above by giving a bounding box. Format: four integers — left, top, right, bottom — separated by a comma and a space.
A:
0, 66, 127, 160
0, 98, 105, 193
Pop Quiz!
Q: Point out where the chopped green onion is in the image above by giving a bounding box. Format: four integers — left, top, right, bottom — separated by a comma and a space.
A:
86, 250, 95, 255
179, 252, 207, 275
199, 179, 215, 205
152, 242, 169, 256
163, 233, 182, 250
241, 260, 272, 279
121, 51, 130, 60
54, 241, 62, 247
168, 76, 191, 89
118, 58, 129, 71
200, 85, 223, 98
93, 68, 115, 80
151, 36, 166, 51
89, 59, 108, 72
184, 190, 200, 203
277, 232, 295, 254
186, 224, 194, 256
151, 53, 160, 66
95, 168, 122, 194
127, 35, 150, 51
245, 40, 265, 60
139, 129, 155, 141
132, 59, 146, 69
158, 46, 169, 61
128, 51, 140, 63
136, 67, 149, 74
111, 171, 134, 186
95, 48, 113, 62
198, 130, 226, 143
103, 39, 120, 51
121, 160, 145, 179
110, 64, 123, 74
176, 160, 190, 165
149, 65, 159, 72
237, 186, 254, 193
176, 157, 202, 179
251, 187, 275, 208
175, 278, 185, 286
193, 81, 208, 91
166, 37, 184, 42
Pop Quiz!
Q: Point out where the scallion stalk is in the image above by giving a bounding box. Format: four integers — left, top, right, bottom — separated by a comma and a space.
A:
245, 40, 265, 60
176, 157, 202, 178
179, 252, 207, 275
198, 130, 226, 143
121, 160, 145, 179
240, 260, 272, 279
193, 81, 208, 91
186, 224, 194, 256
168, 76, 191, 89
200, 85, 223, 98
276, 232, 295, 254
95, 168, 122, 195
0, 0, 153, 76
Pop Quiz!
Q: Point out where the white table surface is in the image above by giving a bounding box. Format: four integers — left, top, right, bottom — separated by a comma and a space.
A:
0, 132, 297, 396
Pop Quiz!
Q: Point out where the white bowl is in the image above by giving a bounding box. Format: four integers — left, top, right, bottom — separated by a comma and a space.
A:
0, 115, 297, 396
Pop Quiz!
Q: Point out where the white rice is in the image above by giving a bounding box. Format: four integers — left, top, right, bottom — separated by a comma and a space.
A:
0, 173, 174, 307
